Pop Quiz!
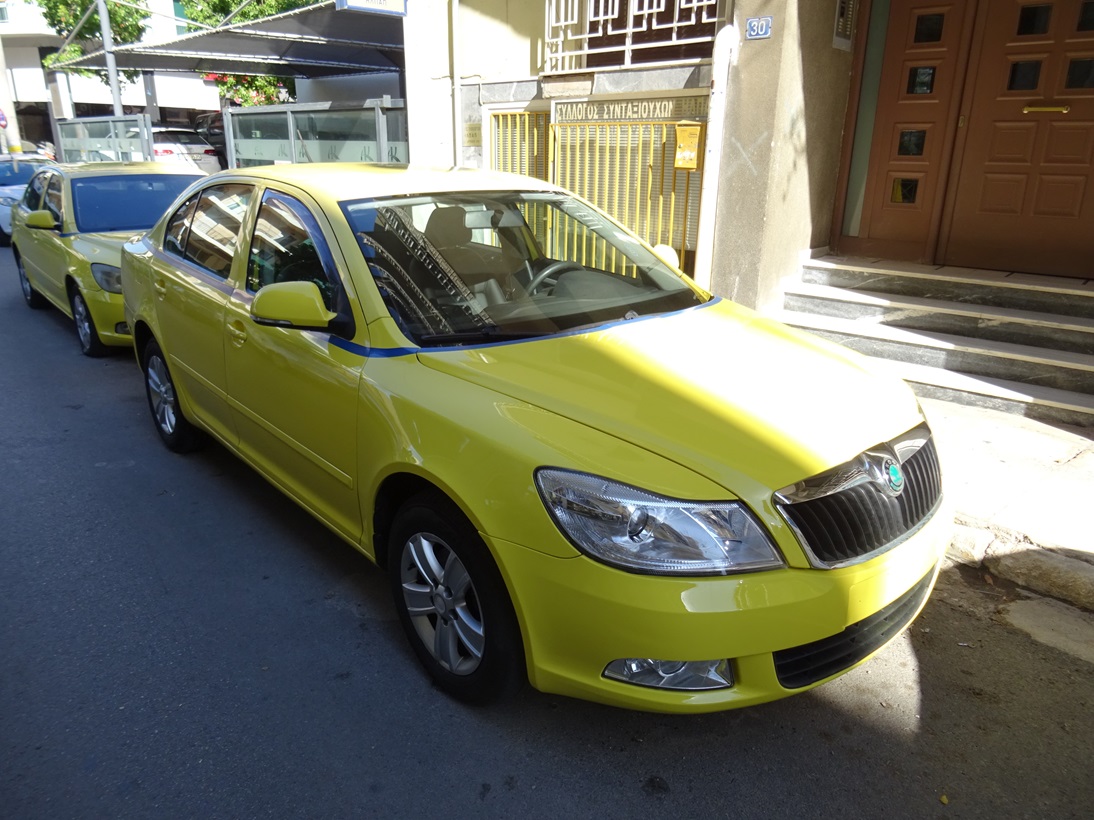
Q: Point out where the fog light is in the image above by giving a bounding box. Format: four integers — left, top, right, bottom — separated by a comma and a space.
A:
115, 322, 130, 335
603, 658, 733, 691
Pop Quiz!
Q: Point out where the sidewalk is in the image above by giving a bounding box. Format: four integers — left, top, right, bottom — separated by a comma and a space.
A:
920, 398, 1094, 612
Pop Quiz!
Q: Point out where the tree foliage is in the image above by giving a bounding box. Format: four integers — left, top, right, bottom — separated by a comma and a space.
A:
35, 0, 311, 104
180, 0, 313, 105
35, 0, 150, 83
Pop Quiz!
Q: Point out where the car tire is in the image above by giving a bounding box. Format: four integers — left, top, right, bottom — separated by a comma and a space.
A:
142, 338, 202, 453
71, 288, 107, 358
0, 227, 11, 247
389, 491, 525, 704
16, 253, 45, 309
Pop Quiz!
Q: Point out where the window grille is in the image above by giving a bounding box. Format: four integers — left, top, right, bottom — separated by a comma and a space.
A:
546, 0, 726, 73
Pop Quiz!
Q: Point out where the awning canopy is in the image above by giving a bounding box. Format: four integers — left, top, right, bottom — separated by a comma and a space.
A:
52, 1, 404, 79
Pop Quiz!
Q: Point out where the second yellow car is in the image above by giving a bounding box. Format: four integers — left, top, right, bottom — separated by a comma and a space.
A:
12, 162, 202, 356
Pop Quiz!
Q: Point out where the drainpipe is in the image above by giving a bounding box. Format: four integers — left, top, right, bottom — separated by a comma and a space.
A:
450, 0, 462, 167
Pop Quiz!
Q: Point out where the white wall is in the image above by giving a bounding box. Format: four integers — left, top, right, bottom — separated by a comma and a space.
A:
403, 0, 456, 166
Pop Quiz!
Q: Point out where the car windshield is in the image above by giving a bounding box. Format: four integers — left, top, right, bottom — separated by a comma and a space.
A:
0, 160, 46, 185
341, 192, 707, 346
72, 174, 201, 233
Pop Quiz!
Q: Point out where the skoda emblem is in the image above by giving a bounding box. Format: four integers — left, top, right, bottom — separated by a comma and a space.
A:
881, 457, 905, 497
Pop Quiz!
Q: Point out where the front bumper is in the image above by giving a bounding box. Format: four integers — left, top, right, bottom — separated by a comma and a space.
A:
82, 285, 131, 347
490, 500, 950, 713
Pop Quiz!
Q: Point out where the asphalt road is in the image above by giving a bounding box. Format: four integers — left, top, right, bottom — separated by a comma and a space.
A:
2, 250, 1091, 819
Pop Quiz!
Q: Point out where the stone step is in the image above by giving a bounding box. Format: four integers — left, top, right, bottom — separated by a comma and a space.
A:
868, 360, 1094, 428
779, 312, 1094, 396
784, 282, 1094, 355
802, 258, 1094, 320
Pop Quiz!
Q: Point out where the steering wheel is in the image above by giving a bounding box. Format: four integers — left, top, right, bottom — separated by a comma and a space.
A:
525, 260, 584, 295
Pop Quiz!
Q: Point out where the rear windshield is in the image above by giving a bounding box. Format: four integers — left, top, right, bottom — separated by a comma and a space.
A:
72, 174, 201, 234
154, 131, 209, 146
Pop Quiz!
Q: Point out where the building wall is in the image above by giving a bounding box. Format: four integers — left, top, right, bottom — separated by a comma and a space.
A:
706, 0, 853, 311
460, 0, 542, 79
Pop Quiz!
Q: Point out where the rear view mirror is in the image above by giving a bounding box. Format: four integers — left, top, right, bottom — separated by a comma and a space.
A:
26, 210, 58, 230
251, 281, 337, 331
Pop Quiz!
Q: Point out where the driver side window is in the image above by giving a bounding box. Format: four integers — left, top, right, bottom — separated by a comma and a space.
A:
247, 191, 338, 309
43, 174, 63, 225
23, 171, 49, 210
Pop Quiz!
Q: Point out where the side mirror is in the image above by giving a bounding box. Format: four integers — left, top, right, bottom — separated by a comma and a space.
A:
27, 210, 58, 230
652, 243, 680, 270
250, 281, 337, 331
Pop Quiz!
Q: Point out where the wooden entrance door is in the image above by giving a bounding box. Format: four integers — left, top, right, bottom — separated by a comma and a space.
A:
942, 0, 1094, 277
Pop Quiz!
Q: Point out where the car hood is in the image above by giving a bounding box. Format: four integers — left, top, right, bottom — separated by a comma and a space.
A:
70, 231, 139, 267
415, 299, 923, 499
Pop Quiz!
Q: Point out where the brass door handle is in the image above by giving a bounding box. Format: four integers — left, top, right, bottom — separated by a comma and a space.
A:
1022, 105, 1071, 114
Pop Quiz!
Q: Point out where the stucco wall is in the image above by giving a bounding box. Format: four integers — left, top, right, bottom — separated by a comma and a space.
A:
707, 0, 852, 311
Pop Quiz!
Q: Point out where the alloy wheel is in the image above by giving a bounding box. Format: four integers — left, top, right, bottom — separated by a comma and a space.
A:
398, 531, 485, 676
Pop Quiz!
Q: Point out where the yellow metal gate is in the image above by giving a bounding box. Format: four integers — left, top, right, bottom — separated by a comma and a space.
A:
492, 112, 550, 181
491, 113, 704, 273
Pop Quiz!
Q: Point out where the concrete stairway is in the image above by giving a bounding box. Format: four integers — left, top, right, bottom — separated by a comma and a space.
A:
776, 257, 1094, 427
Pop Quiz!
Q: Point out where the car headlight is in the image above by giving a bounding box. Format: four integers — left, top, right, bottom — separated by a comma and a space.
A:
535, 469, 784, 575
90, 263, 123, 294
0, 196, 17, 207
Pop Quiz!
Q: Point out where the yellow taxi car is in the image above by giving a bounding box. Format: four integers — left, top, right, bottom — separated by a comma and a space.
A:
121, 164, 949, 713
12, 162, 202, 356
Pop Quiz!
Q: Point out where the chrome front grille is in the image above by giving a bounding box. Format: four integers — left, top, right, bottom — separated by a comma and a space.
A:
776, 425, 942, 568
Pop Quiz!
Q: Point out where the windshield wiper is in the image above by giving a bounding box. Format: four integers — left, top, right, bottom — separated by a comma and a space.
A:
418, 326, 545, 345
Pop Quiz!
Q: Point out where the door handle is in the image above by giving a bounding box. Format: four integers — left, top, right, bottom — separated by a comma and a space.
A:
226, 321, 248, 346
1022, 105, 1071, 114
152, 279, 167, 297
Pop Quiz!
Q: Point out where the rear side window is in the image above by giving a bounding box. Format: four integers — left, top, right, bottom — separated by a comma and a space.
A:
164, 194, 199, 259
154, 131, 209, 147
167, 183, 253, 278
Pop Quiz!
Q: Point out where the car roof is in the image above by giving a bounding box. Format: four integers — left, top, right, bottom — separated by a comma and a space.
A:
216, 163, 560, 201
52, 161, 204, 177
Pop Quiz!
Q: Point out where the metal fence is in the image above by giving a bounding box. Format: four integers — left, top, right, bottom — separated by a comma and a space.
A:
492, 112, 704, 273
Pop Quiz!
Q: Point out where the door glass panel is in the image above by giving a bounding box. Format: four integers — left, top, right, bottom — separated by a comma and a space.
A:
913, 13, 945, 43
907, 66, 937, 94
1078, 2, 1094, 30
891, 178, 920, 203
247, 193, 338, 310
1008, 60, 1042, 91
898, 130, 927, 156
1066, 58, 1094, 88
183, 184, 254, 278
1017, 5, 1052, 35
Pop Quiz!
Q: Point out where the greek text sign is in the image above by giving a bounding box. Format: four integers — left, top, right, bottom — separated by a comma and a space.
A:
554, 97, 708, 124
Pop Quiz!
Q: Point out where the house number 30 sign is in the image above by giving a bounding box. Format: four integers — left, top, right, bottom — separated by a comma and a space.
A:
745, 17, 774, 40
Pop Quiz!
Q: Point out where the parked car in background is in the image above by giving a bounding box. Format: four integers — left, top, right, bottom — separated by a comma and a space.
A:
150, 127, 221, 174
194, 111, 228, 169
0, 152, 57, 245
122, 163, 948, 713
13, 162, 202, 356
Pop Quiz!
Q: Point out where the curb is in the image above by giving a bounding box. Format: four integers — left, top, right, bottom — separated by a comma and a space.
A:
948, 518, 1094, 612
